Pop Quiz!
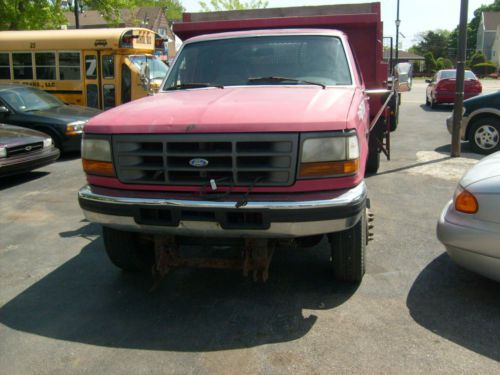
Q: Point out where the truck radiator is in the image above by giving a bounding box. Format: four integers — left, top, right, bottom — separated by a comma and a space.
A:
112, 133, 299, 186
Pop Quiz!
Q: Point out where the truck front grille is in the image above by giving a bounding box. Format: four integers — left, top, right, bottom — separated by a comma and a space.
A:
112, 133, 299, 186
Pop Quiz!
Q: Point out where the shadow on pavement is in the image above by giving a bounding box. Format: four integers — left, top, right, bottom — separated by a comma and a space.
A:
434, 143, 482, 160
407, 253, 500, 361
0, 231, 357, 351
420, 104, 453, 113
0, 171, 49, 190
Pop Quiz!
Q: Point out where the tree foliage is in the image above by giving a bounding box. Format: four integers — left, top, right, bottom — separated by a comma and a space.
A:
0, 0, 65, 30
412, 30, 451, 60
199, 0, 268, 11
136, 0, 185, 20
423, 52, 437, 74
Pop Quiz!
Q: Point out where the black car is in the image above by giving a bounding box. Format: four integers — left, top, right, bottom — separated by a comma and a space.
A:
0, 84, 101, 153
0, 123, 60, 177
446, 91, 500, 154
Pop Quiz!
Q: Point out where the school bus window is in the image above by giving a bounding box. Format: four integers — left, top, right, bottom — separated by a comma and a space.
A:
103, 84, 115, 110
59, 52, 80, 80
86, 84, 98, 108
0, 53, 10, 79
12, 52, 33, 80
102, 55, 114, 79
85, 56, 97, 79
35, 52, 56, 80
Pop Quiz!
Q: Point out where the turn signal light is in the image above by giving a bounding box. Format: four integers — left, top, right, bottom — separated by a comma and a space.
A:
455, 189, 478, 214
82, 159, 115, 177
299, 159, 359, 178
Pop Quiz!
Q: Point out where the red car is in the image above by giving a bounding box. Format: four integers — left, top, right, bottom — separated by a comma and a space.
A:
425, 69, 482, 108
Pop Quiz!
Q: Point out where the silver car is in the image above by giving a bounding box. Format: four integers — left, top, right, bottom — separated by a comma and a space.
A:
437, 151, 500, 281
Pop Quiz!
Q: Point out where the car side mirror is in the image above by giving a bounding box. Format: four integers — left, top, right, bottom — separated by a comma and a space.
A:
0, 105, 9, 115
393, 62, 413, 92
139, 61, 152, 95
425, 79, 431, 83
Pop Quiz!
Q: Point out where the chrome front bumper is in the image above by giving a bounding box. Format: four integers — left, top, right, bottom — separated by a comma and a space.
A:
79, 182, 367, 238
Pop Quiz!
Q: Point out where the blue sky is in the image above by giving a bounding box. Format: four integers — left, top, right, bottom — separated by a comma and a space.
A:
179, 0, 494, 49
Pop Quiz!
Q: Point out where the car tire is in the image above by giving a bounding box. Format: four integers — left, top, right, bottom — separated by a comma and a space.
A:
425, 94, 430, 106
468, 117, 500, 154
430, 97, 437, 109
328, 210, 366, 282
102, 226, 154, 272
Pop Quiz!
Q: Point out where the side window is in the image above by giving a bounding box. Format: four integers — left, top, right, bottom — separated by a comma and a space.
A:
103, 84, 115, 110
0, 53, 10, 79
85, 56, 97, 79
121, 64, 131, 103
12, 52, 33, 79
59, 52, 81, 80
35, 52, 56, 80
102, 55, 114, 79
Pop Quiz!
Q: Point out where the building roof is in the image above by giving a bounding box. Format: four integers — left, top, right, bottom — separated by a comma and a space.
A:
482, 11, 500, 31
383, 50, 424, 61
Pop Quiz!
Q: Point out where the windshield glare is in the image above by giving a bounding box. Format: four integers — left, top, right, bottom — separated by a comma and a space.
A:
130, 55, 169, 80
163, 35, 352, 90
0, 87, 63, 112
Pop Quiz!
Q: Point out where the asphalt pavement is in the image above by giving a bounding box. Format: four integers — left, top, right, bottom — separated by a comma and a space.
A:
0, 80, 499, 374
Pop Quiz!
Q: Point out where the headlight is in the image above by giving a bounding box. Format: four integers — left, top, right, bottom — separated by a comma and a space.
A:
81, 137, 115, 177
0, 146, 6, 158
43, 138, 53, 148
299, 133, 359, 178
66, 120, 87, 135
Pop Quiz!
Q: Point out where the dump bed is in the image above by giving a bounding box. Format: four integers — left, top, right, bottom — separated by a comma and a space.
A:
173, 2, 387, 90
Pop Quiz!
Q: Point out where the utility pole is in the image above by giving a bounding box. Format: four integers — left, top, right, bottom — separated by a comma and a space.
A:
74, 0, 80, 29
395, 0, 400, 64
451, 0, 469, 157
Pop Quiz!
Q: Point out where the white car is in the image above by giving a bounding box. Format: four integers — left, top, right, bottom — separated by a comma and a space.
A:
437, 152, 500, 282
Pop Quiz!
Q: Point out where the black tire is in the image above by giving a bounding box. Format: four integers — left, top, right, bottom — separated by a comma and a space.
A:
468, 117, 500, 154
366, 131, 380, 175
329, 211, 366, 282
425, 94, 430, 106
389, 93, 400, 132
430, 97, 437, 109
102, 227, 154, 272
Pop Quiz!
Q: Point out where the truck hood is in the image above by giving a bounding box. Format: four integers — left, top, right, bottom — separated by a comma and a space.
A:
86, 87, 355, 134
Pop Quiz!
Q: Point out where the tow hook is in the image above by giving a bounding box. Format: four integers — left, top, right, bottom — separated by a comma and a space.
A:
150, 236, 276, 291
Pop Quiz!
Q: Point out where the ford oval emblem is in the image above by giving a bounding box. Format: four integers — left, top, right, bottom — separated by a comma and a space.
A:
189, 158, 209, 168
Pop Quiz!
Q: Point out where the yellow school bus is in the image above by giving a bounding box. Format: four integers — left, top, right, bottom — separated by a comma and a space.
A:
0, 28, 168, 110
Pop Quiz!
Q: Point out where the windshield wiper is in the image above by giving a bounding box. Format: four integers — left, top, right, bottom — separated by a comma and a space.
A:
248, 76, 326, 89
165, 82, 224, 90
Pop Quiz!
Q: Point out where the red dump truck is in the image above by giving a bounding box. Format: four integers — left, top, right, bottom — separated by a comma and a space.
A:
78, 2, 410, 283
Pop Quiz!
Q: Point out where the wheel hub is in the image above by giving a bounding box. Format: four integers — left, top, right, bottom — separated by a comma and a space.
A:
475, 125, 499, 150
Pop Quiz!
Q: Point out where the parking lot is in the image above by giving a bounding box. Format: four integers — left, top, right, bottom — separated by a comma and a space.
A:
0, 80, 499, 374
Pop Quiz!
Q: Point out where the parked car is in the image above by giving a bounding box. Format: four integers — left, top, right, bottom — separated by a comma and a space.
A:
437, 151, 500, 282
425, 69, 482, 108
0, 123, 60, 177
446, 90, 500, 154
0, 84, 101, 152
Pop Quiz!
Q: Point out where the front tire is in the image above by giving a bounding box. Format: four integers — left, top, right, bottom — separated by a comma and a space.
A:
329, 211, 366, 282
102, 227, 154, 271
468, 117, 500, 154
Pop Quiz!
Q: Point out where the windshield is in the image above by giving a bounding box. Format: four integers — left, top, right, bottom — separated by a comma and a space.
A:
163, 35, 352, 90
129, 55, 169, 80
0, 86, 63, 112
440, 70, 477, 80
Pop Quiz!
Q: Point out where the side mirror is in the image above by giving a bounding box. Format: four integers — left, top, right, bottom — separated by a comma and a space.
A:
0, 105, 9, 114
425, 79, 431, 84
394, 62, 413, 92
139, 61, 151, 94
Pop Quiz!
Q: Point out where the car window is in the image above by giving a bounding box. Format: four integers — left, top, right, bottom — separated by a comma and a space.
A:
0, 87, 63, 112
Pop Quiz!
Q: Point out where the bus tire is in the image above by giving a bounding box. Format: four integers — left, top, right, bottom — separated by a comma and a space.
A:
329, 211, 366, 282
102, 226, 154, 272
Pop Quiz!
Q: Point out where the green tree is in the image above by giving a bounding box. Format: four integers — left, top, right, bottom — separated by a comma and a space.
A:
423, 51, 437, 74
468, 0, 500, 51
137, 0, 185, 21
468, 50, 487, 68
412, 30, 451, 59
0, 0, 65, 30
199, 0, 268, 11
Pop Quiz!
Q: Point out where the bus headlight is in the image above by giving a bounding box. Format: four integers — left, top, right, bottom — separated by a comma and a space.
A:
66, 120, 87, 135
299, 133, 359, 178
81, 136, 115, 177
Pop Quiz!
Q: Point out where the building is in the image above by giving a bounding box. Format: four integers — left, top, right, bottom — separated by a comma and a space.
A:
476, 11, 500, 60
64, 7, 176, 59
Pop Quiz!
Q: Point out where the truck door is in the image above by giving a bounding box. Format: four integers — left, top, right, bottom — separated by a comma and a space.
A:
83, 51, 100, 109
